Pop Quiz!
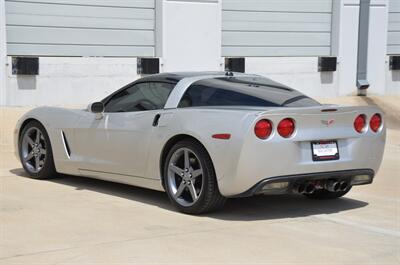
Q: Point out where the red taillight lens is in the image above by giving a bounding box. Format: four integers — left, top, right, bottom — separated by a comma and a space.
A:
370, 113, 382, 132
354, 114, 366, 133
277, 118, 295, 138
254, 119, 273, 139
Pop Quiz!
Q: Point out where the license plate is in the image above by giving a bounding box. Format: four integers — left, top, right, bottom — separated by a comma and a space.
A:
311, 140, 339, 161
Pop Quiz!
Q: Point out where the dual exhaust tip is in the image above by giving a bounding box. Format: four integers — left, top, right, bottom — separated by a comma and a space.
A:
325, 180, 349, 192
295, 183, 316, 195
294, 180, 348, 194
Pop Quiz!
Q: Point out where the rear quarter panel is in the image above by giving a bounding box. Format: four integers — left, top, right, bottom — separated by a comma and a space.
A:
145, 108, 258, 186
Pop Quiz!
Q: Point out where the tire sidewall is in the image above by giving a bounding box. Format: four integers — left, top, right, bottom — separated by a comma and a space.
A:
163, 140, 213, 213
19, 121, 56, 179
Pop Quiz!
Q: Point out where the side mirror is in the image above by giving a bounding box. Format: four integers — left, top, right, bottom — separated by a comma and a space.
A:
89, 102, 104, 113
88, 102, 104, 120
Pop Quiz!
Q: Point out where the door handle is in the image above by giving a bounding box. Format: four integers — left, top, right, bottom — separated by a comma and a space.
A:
153, 114, 161, 127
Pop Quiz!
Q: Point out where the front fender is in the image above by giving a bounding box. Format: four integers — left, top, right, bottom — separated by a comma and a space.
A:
14, 107, 84, 174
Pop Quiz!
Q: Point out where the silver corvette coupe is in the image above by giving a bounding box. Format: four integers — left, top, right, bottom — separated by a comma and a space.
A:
15, 72, 386, 214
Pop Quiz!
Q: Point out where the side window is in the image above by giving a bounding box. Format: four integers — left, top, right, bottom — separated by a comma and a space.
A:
178, 84, 276, 108
105, 82, 175, 113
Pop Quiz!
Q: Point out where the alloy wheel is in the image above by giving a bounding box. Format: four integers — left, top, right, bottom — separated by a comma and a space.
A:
21, 127, 47, 173
167, 147, 204, 207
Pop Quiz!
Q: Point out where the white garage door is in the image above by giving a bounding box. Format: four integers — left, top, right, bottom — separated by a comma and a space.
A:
222, 0, 333, 57
5, 0, 155, 57
388, 0, 400, 54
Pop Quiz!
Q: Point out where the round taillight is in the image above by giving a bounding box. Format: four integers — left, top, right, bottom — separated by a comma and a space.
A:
277, 118, 295, 138
370, 113, 382, 132
254, 119, 273, 139
354, 114, 367, 133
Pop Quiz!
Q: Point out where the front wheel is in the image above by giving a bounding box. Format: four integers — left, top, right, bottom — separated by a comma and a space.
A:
19, 121, 57, 179
163, 139, 226, 214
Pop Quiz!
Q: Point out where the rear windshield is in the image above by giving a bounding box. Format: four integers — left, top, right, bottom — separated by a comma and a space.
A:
178, 76, 320, 108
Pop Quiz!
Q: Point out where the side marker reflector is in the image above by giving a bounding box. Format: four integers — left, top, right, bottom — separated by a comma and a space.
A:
212, 134, 231, 140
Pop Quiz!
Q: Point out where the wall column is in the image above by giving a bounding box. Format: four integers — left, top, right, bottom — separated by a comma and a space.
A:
367, 0, 389, 95
155, 0, 222, 72
0, 0, 7, 105
331, 0, 361, 96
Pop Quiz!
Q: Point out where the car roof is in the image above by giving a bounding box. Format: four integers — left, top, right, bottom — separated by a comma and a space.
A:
101, 72, 228, 104
138, 72, 236, 83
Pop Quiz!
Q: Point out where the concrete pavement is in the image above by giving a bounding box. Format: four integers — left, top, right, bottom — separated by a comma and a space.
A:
0, 96, 399, 265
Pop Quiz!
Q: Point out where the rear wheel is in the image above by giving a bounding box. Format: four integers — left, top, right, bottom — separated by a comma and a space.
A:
304, 187, 352, 200
163, 139, 226, 214
19, 121, 57, 179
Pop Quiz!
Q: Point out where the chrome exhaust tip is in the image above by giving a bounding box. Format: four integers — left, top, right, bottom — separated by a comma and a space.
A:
339, 181, 348, 191
325, 180, 340, 192
304, 183, 316, 194
293, 183, 315, 194
293, 183, 306, 194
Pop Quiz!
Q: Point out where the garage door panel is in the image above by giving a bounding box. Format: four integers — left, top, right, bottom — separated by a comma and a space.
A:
222, 0, 333, 57
387, 45, 400, 55
5, 0, 155, 57
223, 21, 330, 32
7, 43, 154, 57
7, 14, 154, 30
389, 0, 400, 13
222, 46, 331, 57
223, 32, 331, 47
223, 11, 331, 32
7, 0, 155, 9
7, 26, 154, 46
223, 0, 332, 13
388, 13, 400, 31
387, 0, 400, 54
388, 32, 400, 46
6, 1, 154, 20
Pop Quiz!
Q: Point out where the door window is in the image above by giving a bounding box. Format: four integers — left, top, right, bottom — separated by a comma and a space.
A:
104, 82, 175, 113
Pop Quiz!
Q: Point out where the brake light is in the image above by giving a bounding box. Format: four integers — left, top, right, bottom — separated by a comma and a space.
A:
277, 118, 295, 138
370, 113, 382, 132
254, 119, 273, 139
354, 114, 366, 133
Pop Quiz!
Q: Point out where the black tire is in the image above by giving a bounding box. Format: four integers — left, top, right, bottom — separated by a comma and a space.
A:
19, 120, 57, 179
163, 139, 226, 214
304, 187, 352, 200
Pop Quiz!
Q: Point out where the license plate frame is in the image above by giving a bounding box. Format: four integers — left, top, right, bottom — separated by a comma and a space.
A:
311, 140, 340, 161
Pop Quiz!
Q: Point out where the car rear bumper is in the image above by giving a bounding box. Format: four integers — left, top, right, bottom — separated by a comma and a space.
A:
228, 168, 374, 198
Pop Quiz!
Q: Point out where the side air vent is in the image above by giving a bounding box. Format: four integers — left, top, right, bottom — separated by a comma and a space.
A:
61, 131, 71, 158
321, 108, 338, 112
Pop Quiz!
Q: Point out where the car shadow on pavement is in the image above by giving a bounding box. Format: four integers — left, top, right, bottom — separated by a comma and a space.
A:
10, 168, 368, 221
209, 195, 368, 221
